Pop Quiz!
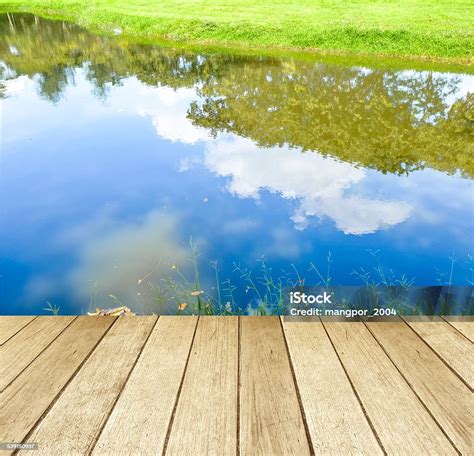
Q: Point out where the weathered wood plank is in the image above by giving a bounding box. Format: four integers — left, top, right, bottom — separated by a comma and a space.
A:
0, 317, 114, 452
0, 316, 36, 345
21, 316, 156, 455
240, 317, 311, 456
405, 317, 474, 389
443, 316, 474, 342
0, 315, 471, 455
282, 318, 382, 455
93, 317, 198, 456
165, 317, 238, 455
0, 316, 75, 392
323, 319, 457, 455
367, 319, 473, 454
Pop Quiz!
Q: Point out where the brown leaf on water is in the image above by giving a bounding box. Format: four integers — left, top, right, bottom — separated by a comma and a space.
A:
178, 303, 188, 311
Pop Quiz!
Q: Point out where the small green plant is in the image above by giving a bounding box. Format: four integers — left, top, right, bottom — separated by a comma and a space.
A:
43, 301, 60, 315
351, 249, 415, 288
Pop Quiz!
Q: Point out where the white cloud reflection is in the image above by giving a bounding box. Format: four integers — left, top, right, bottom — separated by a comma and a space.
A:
204, 137, 412, 235
26, 211, 188, 308
109, 80, 210, 144
67, 211, 188, 306
2, 74, 30, 96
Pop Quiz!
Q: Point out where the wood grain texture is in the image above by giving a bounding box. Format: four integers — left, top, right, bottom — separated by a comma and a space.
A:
282, 318, 383, 455
443, 316, 474, 342
22, 316, 156, 456
0, 316, 35, 345
165, 317, 238, 456
367, 319, 473, 454
323, 320, 457, 455
240, 317, 311, 456
405, 317, 474, 389
0, 316, 74, 391
0, 317, 114, 452
0, 316, 471, 455
93, 316, 198, 456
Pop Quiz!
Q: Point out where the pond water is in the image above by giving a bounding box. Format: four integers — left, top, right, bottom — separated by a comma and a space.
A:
1, 14, 473, 314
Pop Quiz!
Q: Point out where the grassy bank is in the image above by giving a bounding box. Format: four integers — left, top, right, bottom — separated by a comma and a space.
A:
1, 1, 473, 63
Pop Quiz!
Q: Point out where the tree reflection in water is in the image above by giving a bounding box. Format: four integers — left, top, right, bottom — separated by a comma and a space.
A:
1, 13, 473, 178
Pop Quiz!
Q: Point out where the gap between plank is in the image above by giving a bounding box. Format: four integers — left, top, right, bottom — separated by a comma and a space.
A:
401, 316, 473, 392
161, 316, 200, 456
14, 317, 119, 456
363, 320, 461, 455
88, 316, 161, 455
319, 318, 387, 456
1, 316, 78, 394
1, 316, 39, 346
440, 316, 473, 343
279, 317, 315, 456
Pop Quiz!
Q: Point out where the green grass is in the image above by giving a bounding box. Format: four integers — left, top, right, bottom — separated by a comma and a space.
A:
79, 241, 473, 316
1, 1, 473, 63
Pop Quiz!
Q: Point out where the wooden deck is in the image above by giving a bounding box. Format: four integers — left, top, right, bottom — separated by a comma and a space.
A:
0, 316, 472, 455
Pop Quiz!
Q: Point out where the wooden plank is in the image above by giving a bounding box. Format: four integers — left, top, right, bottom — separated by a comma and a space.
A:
282, 318, 382, 455
405, 317, 474, 389
240, 317, 311, 456
367, 320, 473, 454
443, 316, 474, 342
0, 316, 35, 345
0, 316, 75, 392
21, 316, 157, 456
0, 316, 115, 451
92, 317, 197, 456
165, 317, 238, 455
323, 319, 457, 455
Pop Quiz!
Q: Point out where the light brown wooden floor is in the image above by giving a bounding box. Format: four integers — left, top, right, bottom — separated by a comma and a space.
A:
0, 316, 472, 455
